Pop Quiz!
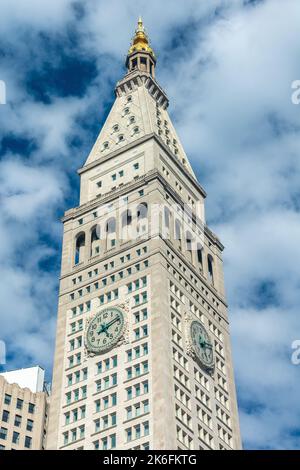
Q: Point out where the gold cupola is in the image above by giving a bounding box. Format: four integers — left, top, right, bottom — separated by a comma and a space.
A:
126, 17, 156, 77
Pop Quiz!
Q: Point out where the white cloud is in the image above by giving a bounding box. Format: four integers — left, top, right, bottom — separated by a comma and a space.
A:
0, 0, 300, 449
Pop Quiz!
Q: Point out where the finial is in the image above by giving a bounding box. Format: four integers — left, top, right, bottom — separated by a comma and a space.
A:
138, 16, 143, 29
127, 17, 156, 59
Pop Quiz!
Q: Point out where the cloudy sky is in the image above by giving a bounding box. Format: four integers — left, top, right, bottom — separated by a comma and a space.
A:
0, 0, 300, 450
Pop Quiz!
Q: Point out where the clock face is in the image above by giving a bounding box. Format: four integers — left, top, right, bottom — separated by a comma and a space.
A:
86, 307, 125, 354
190, 321, 214, 369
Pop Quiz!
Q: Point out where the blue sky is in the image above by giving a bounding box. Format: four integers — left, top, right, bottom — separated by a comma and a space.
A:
0, 0, 300, 450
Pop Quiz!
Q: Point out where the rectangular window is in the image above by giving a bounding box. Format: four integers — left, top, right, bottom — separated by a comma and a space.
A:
65, 413, 70, 426
127, 407, 132, 420
96, 381, 101, 393
133, 163, 139, 170
112, 373, 117, 386
103, 397, 109, 409
79, 426, 85, 439
24, 436, 32, 449
26, 419, 34, 432
111, 393, 117, 406
12, 432, 19, 444
126, 429, 132, 442
135, 425, 141, 439
104, 377, 110, 390
102, 437, 108, 450
28, 403, 35, 414
0, 428, 7, 440
2, 410, 9, 423
4, 394, 11, 405
14, 415, 22, 427
111, 434, 116, 449
16, 399, 23, 410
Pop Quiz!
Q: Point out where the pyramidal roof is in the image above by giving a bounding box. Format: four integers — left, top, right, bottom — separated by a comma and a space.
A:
84, 19, 196, 179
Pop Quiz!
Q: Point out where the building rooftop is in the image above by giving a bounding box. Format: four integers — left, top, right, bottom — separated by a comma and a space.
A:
0, 365, 45, 393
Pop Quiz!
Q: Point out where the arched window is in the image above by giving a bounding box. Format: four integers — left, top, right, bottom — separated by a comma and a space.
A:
208, 255, 214, 284
175, 219, 182, 241
197, 243, 203, 266
75, 232, 85, 265
118, 134, 124, 143
90, 225, 100, 257
137, 203, 148, 221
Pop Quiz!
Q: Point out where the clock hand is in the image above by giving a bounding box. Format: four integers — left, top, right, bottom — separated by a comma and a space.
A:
97, 323, 108, 335
105, 316, 119, 329
97, 317, 119, 335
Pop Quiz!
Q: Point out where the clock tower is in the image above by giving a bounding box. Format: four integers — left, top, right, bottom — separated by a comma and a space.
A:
46, 18, 242, 450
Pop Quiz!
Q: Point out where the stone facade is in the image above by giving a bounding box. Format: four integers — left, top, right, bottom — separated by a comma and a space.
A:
0, 373, 48, 450
46, 20, 241, 451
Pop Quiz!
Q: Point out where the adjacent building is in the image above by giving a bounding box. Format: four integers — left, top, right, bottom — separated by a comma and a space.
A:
0, 366, 48, 450
46, 18, 241, 450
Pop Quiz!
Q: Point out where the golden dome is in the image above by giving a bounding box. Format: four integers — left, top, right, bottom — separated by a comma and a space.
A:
128, 17, 156, 58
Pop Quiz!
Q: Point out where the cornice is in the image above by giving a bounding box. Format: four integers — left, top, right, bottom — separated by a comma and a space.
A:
115, 70, 169, 109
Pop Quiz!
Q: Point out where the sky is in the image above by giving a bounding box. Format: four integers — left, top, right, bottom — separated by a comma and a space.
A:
0, 0, 300, 450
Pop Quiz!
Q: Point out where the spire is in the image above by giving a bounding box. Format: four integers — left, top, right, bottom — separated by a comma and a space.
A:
126, 18, 156, 77
128, 17, 155, 58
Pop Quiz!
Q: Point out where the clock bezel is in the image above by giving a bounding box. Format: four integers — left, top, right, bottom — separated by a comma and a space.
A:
190, 320, 214, 371
85, 306, 126, 354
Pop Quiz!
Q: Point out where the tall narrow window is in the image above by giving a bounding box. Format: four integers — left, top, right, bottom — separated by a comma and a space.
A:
186, 231, 193, 263
106, 217, 116, 249
121, 210, 132, 241
175, 219, 181, 241
197, 243, 203, 267
186, 231, 193, 251
75, 232, 85, 265
91, 225, 100, 257
122, 210, 132, 227
164, 207, 170, 229
207, 255, 214, 285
